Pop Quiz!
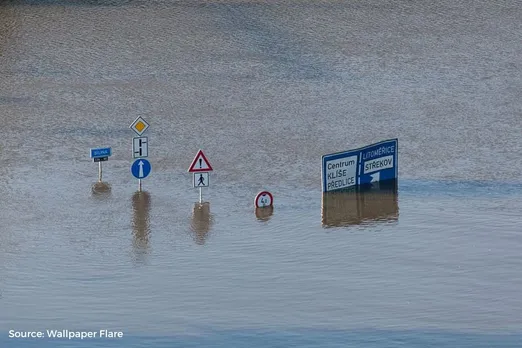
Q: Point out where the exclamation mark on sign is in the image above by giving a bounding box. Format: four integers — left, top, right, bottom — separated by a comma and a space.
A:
199, 159, 202, 168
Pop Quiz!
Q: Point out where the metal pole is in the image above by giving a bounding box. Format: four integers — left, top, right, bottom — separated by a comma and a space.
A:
98, 162, 102, 182
199, 187, 202, 204
138, 179, 142, 192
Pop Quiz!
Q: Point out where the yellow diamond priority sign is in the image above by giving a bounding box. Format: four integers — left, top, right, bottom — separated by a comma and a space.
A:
129, 116, 150, 136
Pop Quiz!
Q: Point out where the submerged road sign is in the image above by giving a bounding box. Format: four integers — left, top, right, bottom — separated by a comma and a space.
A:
188, 150, 213, 172
90, 147, 112, 182
131, 159, 151, 179
321, 139, 398, 193
255, 191, 273, 208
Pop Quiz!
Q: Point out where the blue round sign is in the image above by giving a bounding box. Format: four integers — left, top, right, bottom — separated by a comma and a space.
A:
131, 159, 151, 179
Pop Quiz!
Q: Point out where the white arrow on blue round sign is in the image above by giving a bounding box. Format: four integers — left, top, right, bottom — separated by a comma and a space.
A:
131, 159, 151, 179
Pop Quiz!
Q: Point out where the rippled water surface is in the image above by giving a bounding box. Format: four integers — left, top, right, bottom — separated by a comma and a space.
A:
1, 0, 521, 347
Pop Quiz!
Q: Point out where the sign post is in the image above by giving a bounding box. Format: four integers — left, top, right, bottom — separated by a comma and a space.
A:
90, 147, 112, 182
254, 191, 274, 221
129, 117, 150, 191
193, 172, 210, 203
188, 150, 213, 203
321, 139, 398, 193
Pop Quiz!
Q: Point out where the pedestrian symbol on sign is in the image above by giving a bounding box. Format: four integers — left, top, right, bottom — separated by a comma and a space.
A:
193, 172, 209, 188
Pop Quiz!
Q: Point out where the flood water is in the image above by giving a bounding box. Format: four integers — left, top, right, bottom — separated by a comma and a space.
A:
1, 0, 522, 347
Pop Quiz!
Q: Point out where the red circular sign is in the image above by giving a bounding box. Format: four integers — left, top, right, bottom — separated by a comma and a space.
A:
255, 191, 273, 208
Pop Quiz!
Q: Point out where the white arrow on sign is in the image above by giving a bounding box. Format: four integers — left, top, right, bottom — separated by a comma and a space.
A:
138, 160, 144, 178
370, 172, 380, 183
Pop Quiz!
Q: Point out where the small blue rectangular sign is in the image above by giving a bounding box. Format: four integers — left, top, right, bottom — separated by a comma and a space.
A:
321, 139, 398, 192
90, 147, 112, 158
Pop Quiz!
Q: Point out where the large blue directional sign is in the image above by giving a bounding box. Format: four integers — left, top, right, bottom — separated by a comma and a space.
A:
131, 159, 151, 179
90, 147, 112, 159
322, 139, 398, 192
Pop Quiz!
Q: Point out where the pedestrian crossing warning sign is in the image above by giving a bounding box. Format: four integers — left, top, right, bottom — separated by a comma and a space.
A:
193, 172, 209, 188
188, 150, 213, 172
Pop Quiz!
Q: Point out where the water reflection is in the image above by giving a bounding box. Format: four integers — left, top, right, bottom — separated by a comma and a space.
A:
322, 180, 399, 228
255, 206, 274, 222
190, 202, 213, 245
91, 181, 111, 199
131, 191, 151, 260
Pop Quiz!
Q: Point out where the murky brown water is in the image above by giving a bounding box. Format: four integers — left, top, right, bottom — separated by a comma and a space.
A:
1, 0, 521, 344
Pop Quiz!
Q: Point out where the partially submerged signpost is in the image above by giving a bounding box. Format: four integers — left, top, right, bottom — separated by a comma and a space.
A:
188, 149, 213, 203
321, 139, 399, 227
321, 139, 398, 192
254, 191, 274, 221
129, 116, 151, 192
90, 147, 112, 182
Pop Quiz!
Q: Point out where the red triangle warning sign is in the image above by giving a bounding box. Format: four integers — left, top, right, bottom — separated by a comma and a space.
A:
188, 149, 213, 172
